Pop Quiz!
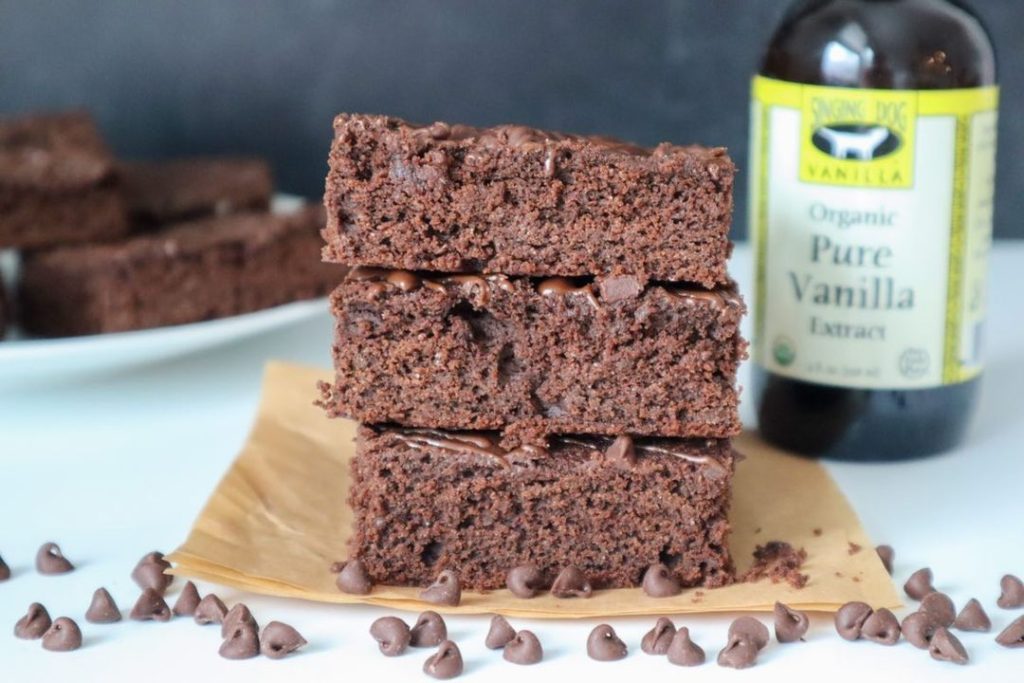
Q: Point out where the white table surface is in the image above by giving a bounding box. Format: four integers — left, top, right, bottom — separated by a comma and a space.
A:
1, 242, 1022, 682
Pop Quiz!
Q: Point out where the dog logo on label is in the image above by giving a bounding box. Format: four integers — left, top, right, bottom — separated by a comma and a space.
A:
812, 124, 901, 161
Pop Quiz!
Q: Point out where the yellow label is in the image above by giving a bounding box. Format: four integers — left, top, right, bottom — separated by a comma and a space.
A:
750, 76, 999, 390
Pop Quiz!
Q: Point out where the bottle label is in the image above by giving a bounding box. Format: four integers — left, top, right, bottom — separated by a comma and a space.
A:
750, 76, 999, 389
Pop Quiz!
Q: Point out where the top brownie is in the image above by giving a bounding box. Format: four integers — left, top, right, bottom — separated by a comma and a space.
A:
120, 157, 273, 227
0, 111, 128, 248
324, 114, 734, 286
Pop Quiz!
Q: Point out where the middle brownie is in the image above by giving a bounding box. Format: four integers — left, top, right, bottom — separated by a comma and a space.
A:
322, 267, 745, 442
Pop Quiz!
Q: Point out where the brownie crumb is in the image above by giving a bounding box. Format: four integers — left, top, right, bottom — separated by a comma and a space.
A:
739, 541, 808, 589
812, 528, 823, 537
847, 542, 862, 555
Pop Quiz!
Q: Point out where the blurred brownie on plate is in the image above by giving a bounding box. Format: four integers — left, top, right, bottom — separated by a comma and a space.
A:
18, 206, 341, 336
120, 157, 273, 228
0, 112, 127, 249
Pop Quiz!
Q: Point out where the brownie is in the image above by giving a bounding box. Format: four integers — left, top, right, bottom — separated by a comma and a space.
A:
321, 268, 745, 443
120, 157, 273, 227
18, 206, 343, 337
349, 425, 735, 590
323, 114, 734, 287
0, 112, 128, 249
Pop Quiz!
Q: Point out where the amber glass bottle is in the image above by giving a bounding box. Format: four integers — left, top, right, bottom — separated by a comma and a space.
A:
749, 0, 998, 460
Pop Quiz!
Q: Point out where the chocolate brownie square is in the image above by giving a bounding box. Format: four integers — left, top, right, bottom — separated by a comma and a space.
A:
320, 268, 745, 442
19, 206, 343, 336
120, 157, 273, 227
348, 426, 735, 590
0, 111, 127, 249
323, 114, 734, 286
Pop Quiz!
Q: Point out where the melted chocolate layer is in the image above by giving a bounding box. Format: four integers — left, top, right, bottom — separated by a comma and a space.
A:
346, 266, 741, 311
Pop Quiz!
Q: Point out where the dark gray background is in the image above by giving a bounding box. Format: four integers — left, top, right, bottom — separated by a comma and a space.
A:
1, 0, 1019, 238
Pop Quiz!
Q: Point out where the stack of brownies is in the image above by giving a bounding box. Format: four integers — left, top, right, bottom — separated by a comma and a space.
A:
320, 115, 745, 592
0, 111, 340, 338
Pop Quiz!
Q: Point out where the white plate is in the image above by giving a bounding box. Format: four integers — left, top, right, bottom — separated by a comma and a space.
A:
0, 194, 328, 390
0, 299, 327, 390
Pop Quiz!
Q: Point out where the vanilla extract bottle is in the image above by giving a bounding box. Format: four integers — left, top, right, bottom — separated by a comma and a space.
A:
749, 0, 998, 460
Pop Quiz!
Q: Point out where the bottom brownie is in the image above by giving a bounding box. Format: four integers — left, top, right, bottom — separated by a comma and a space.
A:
349, 425, 735, 591
18, 206, 344, 336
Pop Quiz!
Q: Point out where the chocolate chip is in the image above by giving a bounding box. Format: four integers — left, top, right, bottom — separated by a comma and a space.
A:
641, 617, 676, 655
862, 608, 901, 645
0, 554, 10, 581
998, 574, 1024, 609
642, 563, 681, 598
85, 587, 121, 624
996, 615, 1024, 648
717, 634, 759, 669
194, 593, 228, 625
597, 275, 643, 303
835, 601, 873, 640
410, 611, 447, 647
336, 559, 373, 595
504, 630, 543, 665
420, 570, 462, 606
667, 626, 705, 666
220, 622, 260, 660
506, 565, 544, 598
773, 602, 809, 643
929, 626, 969, 665
904, 567, 935, 600
954, 598, 991, 632
130, 588, 171, 622
920, 591, 956, 627
41, 617, 82, 652
875, 545, 894, 575
423, 640, 463, 679
172, 581, 201, 617
426, 122, 451, 141
605, 435, 637, 468
587, 624, 627, 661
485, 614, 516, 649
551, 566, 592, 599
728, 616, 769, 650
14, 603, 52, 639
261, 621, 307, 659
222, 603, 258, 638
371, 616, 412, 655
36, 542, 74, 575
902, 611, 941, 649
131, 551, 173, 595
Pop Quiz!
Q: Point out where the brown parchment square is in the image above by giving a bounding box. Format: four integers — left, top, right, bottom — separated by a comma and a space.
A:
169, 362, 900, 618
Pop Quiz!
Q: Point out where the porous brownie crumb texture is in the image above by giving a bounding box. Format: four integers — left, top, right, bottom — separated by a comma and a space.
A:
323, 272, 745, 443
348, 426, 735, 590
323, 114, 734, 287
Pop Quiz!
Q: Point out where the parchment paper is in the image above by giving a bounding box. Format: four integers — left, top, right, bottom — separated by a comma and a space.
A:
168, 362, 901, 618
